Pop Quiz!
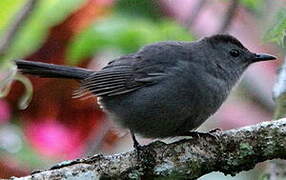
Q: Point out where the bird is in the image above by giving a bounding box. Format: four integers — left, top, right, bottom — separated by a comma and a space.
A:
15, 34, 276, 148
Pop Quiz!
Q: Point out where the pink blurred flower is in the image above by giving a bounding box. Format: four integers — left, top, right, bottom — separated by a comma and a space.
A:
0, 100, 11, 124
25, 119, 84, 159
214, 100, 272, 130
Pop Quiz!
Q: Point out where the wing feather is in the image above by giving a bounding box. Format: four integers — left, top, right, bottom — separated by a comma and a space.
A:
107, 87, 142, 96
82, 77, 127, 85
85, 73, 131, 80
89, 84, 126, 92
95, 87, 126, 96
84, 80, 124, 88
75, 55, 168, 97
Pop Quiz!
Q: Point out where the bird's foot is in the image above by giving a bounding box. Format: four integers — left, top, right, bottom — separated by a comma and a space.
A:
180, 131, 219, 141
208, 128, 222, 134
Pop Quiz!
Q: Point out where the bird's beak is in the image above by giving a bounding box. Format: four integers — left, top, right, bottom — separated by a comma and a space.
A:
253, 53, 277, 62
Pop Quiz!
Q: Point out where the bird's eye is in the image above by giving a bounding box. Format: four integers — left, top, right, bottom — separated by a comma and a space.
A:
229, 49, 240, 57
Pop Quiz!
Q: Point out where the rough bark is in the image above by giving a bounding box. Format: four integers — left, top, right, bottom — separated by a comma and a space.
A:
8, 118, 286, 180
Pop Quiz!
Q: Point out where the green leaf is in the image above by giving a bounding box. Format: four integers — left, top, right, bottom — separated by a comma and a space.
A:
115, 0, 162, 20
264, 8, 286, 47
66, 16, 194, 65
1, 0, 86, 63
0, 0, 25, 35
240, 0, 263, 11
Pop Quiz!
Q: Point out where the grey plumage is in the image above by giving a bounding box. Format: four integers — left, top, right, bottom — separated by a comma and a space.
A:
15, 34, 276, 139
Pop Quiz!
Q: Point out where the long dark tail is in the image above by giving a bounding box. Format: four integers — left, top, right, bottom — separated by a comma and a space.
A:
15, 59, 93, 80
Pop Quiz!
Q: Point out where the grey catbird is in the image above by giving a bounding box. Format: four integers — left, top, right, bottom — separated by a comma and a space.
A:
15, 34, 276, 147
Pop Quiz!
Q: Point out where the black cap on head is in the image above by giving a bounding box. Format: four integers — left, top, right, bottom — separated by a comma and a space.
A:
205, 34, 246, 50
205, 34, 277, 62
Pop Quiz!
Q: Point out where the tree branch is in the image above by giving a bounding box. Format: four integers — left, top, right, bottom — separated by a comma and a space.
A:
0, 0, 37, 57
184, 0, 208, 29
218, 0, 240, 33
9, 118, 286, 179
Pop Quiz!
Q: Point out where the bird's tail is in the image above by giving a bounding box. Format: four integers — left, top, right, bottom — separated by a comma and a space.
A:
15, 59, 93, 80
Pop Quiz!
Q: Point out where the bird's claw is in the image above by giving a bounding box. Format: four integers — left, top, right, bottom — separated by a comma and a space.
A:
208, 128, 222, 134
180, 131, 220, 141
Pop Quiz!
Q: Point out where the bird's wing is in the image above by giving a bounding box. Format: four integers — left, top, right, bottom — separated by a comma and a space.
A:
74, 55, 168, 97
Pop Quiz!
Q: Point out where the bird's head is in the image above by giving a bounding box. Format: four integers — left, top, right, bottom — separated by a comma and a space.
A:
195, 34, 276, 83
203, 34, 276, 68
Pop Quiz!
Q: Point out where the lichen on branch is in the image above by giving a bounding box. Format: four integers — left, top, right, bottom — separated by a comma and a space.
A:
10, 118, 286, 180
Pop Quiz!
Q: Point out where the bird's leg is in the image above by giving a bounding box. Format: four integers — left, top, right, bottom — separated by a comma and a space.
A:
130, 130, 144, 159
130, 130, 141, 150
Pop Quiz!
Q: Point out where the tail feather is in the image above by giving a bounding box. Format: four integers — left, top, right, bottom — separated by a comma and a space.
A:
15, 59, 93, 80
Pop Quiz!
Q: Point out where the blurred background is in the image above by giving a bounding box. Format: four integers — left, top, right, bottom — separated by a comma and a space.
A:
0, 0, 285, 179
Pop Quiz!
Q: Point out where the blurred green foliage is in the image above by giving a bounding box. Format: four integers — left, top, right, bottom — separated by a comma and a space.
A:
0, 0, 24, 34
115, 0, 162, 20
220, 0, 263, 12
240, 0, 263, 11
67, 16, 194, 65
265, 8, 286, 47
66, 0, 193, 65
0, 0, 86, 64
0, 0, 86, 169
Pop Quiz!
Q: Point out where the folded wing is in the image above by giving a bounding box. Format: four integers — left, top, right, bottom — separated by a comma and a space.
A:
74, 56, 167, 98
